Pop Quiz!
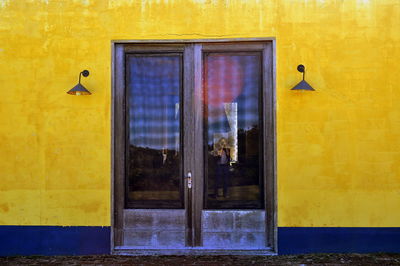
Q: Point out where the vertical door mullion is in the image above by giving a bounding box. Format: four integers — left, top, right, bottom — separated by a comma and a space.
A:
192, 44, 204, 246
184, 43, 204, 247
183, 44, 195, 246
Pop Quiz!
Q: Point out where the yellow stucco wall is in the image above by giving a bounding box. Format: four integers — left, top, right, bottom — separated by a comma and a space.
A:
0, 0, 399, 227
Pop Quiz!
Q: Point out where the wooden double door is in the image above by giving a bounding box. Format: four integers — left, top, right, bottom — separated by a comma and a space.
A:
113, 41, 275, 254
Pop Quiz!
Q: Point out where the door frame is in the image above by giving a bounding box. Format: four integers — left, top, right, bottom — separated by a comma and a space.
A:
111, 38, 277, 254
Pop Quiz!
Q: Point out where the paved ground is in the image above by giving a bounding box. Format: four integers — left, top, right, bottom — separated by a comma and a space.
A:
1, 253, 400, 265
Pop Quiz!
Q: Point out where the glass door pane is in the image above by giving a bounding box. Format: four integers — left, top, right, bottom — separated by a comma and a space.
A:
204, 52, 263, 209
126, 54, 183, 208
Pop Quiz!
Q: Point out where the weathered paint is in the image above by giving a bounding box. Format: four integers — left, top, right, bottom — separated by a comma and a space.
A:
0, 0, 399, 229
1, 225, 399, 255
278, 227, 400, 254
0, 225, 110, 256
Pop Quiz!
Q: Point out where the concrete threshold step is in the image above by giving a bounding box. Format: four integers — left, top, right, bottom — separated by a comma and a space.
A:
113, 246, 276, 256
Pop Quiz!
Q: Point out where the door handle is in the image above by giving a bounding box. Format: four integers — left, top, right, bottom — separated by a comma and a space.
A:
186, 171, 192, 189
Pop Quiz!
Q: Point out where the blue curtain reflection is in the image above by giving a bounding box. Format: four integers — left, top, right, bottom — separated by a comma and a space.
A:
128, 55, 180, 151
126, 55, 182, 205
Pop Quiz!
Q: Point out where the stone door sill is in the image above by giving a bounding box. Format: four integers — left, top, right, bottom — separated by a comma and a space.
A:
113, 246, 275, 256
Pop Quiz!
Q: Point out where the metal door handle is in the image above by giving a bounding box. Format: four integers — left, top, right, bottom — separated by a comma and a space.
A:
186, 172, 192, 189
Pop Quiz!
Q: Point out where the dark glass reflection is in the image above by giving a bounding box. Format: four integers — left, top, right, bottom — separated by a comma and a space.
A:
204, 53, 263, 209
126, 54, 182, 208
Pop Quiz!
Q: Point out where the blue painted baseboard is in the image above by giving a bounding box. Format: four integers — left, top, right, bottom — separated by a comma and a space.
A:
1, 226, 399, 256
0, 226, 110, 256
278, 227, 400, 255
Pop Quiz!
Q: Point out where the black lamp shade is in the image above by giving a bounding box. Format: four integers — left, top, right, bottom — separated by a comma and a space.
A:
67, 83, 92, 95
291, 80, 315, 91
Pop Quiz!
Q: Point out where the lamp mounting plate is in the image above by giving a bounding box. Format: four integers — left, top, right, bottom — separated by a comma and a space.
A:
297, 64, 305, 73
81, 70, 90, 77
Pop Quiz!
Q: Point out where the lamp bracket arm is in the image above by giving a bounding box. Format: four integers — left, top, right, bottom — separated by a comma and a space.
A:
78, 70, 90, 84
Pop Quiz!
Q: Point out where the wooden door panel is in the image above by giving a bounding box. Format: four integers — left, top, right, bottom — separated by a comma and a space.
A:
123, 210, 186, 248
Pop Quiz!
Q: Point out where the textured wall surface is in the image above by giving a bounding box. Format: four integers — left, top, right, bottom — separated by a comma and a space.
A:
0, 0, 399, 228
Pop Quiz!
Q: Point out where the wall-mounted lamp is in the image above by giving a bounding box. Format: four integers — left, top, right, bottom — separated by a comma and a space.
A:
67, 70, 91, 95
291, 65, 315, 91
